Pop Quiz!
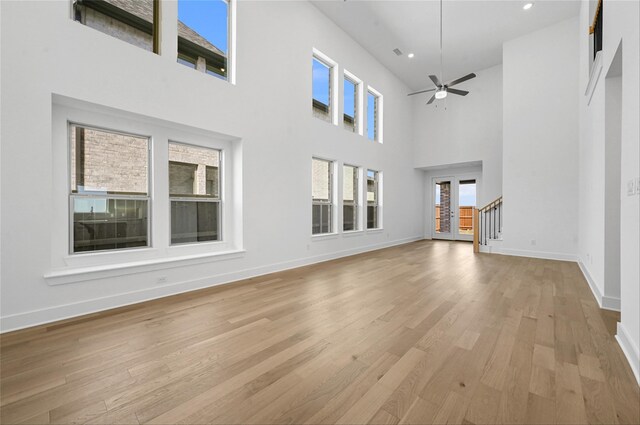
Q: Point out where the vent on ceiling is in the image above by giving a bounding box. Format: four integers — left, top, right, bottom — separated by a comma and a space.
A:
393, 48, 403, 56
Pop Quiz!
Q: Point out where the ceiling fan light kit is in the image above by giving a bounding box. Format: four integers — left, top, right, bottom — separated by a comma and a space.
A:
407, 0, 476, 105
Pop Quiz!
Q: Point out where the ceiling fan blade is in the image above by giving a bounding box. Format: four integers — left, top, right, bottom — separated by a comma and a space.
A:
426, 94, 436, 105
429, 75, 442, 87
407, 88, 436, 96
446, 73, 476, 87
447, 88, 469, 96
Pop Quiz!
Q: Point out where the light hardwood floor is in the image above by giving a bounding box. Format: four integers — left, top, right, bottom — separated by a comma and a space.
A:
1, 241, 638, 424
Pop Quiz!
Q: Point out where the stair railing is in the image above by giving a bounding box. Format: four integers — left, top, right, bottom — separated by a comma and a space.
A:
474, 196, 503, 251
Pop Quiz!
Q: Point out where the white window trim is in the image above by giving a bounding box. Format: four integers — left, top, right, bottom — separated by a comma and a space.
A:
311, 156, 337, 237
343, 70, 363, 136
367, 86, 384, 144
312, 48, 339, 126
49, 95, 243, 285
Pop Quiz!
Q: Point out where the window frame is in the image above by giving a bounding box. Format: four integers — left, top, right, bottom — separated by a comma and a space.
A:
168, 141, 223, 246
366, 86, 384, 144
312, 49, 339, 125
311, 157, 336, 236
343, 70, 363, 135
366, 169, 383, 230
342, 164, 362, 233
67, 122, 152, 255
176, 0, 235, 82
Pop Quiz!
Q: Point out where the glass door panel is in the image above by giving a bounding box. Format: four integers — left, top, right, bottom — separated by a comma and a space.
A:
456, 179, 477, 241
433, 178, 454, 240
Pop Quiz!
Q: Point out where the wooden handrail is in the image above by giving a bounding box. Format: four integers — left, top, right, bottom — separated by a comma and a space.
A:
479, 196, 502, 212
589, 0, 602, 34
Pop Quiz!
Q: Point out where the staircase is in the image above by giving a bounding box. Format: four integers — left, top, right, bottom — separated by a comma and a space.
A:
473, 196, 503, 254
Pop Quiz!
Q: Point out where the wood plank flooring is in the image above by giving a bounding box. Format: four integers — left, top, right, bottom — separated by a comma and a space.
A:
1, 240, 638, 424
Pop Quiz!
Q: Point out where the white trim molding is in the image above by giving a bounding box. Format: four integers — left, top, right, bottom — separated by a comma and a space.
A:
578, 261, 621, 311
585, 50, 603, 105
499, 248, 577, 262
616, 323, 640, 385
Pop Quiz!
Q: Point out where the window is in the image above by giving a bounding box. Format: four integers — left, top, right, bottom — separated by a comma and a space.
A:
73, 0, 159, 53
169, 142, 221, 244
177, 0, 230, 80
312, 57, 332, 122
367, 170, 381, 229
343, 76, 357, 132
343, 165, 360, 231
70, 124, 150, 253
367, 90, 380, 142
312, 158, 334, 235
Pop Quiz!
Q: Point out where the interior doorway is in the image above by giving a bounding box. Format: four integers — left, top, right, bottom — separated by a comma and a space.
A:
432, 176, 477, 241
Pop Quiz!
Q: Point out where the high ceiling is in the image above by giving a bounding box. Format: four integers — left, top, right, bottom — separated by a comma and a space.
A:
312, 0, 580, 90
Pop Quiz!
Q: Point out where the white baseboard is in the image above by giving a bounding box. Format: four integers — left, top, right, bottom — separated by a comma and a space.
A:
0, 236, 423, 333
499, 248, 577, 262
577, 261, 621, 311
616, 322, 640, 385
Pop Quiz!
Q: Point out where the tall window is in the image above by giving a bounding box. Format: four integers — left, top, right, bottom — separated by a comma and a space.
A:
343, 76, 357, 132
73, 0, 159, 53
343, 165, 360, 231
367, 90, 379, 141
70, 124, 150, 253
312, 56, 333, 122
312, 158, 333, 235
367, 170, 381, 229
169, 142, 221, 244
177, 0, 230, 79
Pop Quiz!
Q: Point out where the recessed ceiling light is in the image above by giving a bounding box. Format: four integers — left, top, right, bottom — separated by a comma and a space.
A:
408, 53, 415, 58
523, 2, 533, 10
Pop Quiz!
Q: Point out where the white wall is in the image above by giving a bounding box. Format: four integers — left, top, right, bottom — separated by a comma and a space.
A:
502, 17, 580, 261
578, 0, 640, 383
0, 0, 424, 331
412, 64, 503, 208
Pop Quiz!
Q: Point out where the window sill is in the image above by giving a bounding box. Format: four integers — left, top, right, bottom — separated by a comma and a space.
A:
342, 230, 364, 237
366, 228, 384, 233
585, 50, 603, 105
45, 249, 246, 286
311, 232, 339, 241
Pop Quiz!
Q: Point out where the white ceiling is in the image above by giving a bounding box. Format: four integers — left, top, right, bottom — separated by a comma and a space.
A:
312, 0, 580, 91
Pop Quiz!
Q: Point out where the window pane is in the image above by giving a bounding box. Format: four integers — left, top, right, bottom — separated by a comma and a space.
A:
343, 165, 358, 203
367, 91, 377, 141
343, 205, 357, 232
344, 77, 356, 131
70, 125, 148, 194
171, 201, 219, 244
312, 158, 331, 201
312, 204, 332, 235
458, 179, 476, 235
169, 143, 220, 197
178, 0, 229, 79
73, 197, 148, 252
312, 58, 331, 120
367, 170, 378, 204
367, 205, 378, 229
73, 0, 156, 52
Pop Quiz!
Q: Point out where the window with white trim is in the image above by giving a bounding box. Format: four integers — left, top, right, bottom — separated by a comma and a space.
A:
177, 0, 231, 80
367, 169, 381, 229
343, 76, 357, 132
69, 124, 150, 253
367, 88, 383, 143
312, 158, 334, 235
343, 165, 360, 231
169, 142, 221, 244
312, 53, 335, 123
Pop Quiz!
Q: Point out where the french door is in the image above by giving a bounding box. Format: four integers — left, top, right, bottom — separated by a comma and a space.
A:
432, 176, 477, 241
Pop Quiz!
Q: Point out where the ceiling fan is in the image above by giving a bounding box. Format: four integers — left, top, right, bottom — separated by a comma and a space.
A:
407, 0, 476, 104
